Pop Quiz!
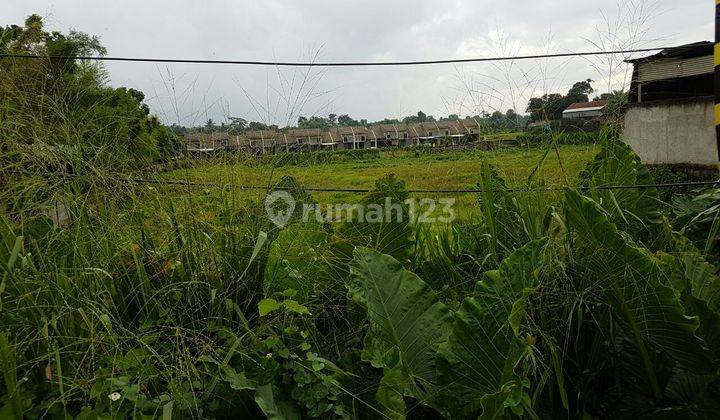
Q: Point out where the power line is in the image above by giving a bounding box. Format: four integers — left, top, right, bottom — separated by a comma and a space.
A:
6, 170, 718, 194
0, 45, 687, 67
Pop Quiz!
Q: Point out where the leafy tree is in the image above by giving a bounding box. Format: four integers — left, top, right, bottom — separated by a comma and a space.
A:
566, 79, 594, 103
402, 111, 435, 124
0, 15, 177, 174
203, 119, 217, 134
227, 117, 248, 134
298, 116, 330, 129
526, 79, 597, 122
337, 114, 359, 126
375, 118, 401, 124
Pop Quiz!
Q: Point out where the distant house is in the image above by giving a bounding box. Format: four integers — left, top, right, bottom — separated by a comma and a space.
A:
245, 130, 277, 154
562, 101, 607, 120
376, 124, 410, 147
289, 128, 324, 151
184, 132, 228, 153
333, 126, 372, 150
622, 41, 717, 167
458, 118, 483, 139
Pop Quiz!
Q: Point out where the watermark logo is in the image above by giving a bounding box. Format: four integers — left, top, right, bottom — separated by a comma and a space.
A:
264, 190, 296, 227
264, 190, 456, 227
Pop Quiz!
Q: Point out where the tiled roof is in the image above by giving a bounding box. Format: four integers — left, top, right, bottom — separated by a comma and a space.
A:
564, 101, 607, 111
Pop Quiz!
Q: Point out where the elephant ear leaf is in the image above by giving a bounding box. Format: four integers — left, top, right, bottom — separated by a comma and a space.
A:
435, 239, 548, 418
349, 247, 452, 416
563, 190, 714, 393
264, 218, 329, 301
579, 139, 663, 236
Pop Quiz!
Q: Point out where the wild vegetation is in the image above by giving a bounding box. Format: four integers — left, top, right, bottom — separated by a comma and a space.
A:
3, 14, 720, 420
0, 16, 178, 177
3, 134, 720, 418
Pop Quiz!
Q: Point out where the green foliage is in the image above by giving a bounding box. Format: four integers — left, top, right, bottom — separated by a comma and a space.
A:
0, 15, 179, 184
348, 247, 452, 417
264, 218, 329, 301
4, 115, 720, 419
579, 137, 664, 242
516, 130, 601, 147
564, 190, 712, 376
339, 174, 413, 262
526, 79, 595, 122
436, 239, 547, 418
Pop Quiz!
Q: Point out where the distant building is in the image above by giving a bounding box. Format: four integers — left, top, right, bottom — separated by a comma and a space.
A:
622, 41, 717, 166
562, 101, 607, 120
181, 119, 482, 155
185, 132, 227, 153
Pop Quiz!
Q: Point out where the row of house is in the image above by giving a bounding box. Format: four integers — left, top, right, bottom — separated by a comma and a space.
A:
184, 118, 484, 154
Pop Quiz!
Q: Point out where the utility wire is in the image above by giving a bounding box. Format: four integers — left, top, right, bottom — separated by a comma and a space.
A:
6, 170, 718, 194
0, 45, 688, 67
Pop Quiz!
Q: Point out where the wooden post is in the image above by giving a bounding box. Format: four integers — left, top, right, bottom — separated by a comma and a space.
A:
716, 0, 720, 169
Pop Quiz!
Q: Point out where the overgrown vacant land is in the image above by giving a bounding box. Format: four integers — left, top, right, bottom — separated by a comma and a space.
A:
165, 145, 598, 216
4, 14, 720, 420
6, 139, 720, 419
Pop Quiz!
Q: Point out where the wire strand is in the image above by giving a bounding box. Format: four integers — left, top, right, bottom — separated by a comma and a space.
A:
0, 45, 688, 67
6, 170, 718, 194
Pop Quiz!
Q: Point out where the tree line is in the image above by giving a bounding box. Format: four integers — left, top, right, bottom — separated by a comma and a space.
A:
1, 15, 179, 173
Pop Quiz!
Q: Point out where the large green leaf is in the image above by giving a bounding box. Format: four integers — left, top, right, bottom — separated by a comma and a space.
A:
665, 250, 720, 360
348, 247, 452, 413
339, 175, 413, 263
563, 189, 713, 394
254, 384, 301, 420
263, 217, 329, 301
435, 239, 548, 418
476, 161, 550, 264
579, 140, 663, 238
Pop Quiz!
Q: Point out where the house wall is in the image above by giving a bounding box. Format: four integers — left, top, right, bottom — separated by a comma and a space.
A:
563, 110, 603, 119
622, 97, 718, 166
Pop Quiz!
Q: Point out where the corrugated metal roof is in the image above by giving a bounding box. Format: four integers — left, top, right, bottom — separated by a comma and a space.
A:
626, 41, 712, 63
638, 55, 713, 82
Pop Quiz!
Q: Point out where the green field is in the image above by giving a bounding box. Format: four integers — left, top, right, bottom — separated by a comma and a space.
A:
164, 145, 599, 218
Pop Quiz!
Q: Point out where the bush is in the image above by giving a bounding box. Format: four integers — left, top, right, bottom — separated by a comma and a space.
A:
516, 131, 601, 147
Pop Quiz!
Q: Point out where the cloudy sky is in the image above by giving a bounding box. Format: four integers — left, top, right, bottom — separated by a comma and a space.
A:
5, 1, 713, 127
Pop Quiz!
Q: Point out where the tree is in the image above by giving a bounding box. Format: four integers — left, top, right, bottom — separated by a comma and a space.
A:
227, 117, 248, 134
526, 93, 565, 122
247, 121, 271, 131
402, 111, 435, 124
566, 79, 594, 104
1, 15, 178, 172
489, 111, 505, 127
204, 119, 217, 134
338, 114, 359, 126
526, 79, 597, 122
298, 116, 330, 129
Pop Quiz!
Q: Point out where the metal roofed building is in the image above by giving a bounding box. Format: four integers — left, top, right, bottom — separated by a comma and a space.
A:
562, 101, 607, 120
622, 42, 717, 167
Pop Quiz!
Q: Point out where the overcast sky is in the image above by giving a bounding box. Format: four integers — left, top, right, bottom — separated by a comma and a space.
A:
5, 1, 713, 127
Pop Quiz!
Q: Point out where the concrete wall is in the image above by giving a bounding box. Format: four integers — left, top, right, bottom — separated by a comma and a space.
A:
622, 97, 718, 166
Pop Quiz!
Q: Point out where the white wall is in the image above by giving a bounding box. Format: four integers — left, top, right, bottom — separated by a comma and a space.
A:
622, 98, 718, 166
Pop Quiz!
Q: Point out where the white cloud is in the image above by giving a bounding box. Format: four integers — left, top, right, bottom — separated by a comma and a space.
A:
4, 0, 712, 125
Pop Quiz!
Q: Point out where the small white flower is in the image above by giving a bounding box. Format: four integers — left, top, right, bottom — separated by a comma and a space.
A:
265, 353, 273, 358
108, 392, 121, 401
